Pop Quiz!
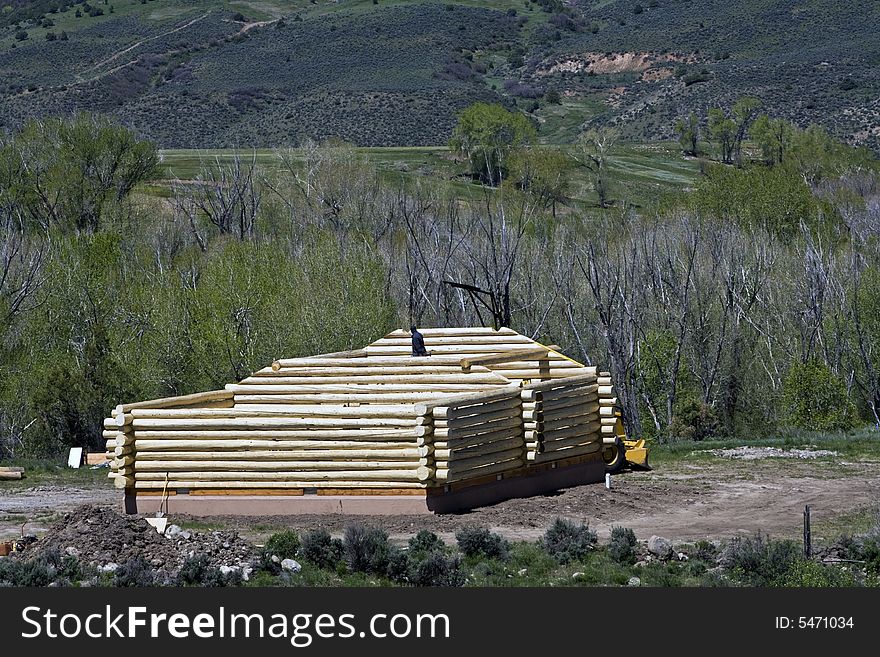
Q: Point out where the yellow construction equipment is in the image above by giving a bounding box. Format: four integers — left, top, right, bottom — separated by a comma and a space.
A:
602, 409, 650, 473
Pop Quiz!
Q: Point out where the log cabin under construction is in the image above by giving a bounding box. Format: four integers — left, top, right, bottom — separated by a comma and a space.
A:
106, 327, 626, 515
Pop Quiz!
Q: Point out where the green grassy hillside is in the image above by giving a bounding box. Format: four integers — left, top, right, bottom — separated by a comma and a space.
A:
1, 0, 877, 150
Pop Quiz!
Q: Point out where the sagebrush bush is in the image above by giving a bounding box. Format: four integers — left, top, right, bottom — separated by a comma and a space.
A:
608, 526, 638, 565
540, 518, 597, 564
0, 559, 52, 587
114, 556, 155, 587
721, 534, 800, 586
175, 555, 239, 587
408, 530, 445, 557
343, 523, 407, 580
408, 552, 465, 587
300, 529, 344, 569
455, 526, 511, 561
777, 560, 857, 587
264, 530, 300, 559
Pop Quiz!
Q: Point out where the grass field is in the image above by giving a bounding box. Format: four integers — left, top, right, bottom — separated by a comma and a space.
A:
154, 140, 701, 209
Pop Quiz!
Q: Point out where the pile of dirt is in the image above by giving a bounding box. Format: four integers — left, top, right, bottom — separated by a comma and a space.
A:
710, 447, 837, 460
21, 505, 255, 577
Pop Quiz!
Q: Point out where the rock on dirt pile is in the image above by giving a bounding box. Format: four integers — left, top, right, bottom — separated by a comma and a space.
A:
23, 505, 254, 577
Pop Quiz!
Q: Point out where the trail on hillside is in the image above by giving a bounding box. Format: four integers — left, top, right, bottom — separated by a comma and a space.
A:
77, 11, 212, 81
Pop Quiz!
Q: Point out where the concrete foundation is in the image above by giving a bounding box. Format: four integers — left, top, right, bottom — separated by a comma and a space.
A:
123, 453, 605, 516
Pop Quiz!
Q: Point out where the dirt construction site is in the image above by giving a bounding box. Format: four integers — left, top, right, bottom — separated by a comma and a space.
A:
2, 445, 878, 549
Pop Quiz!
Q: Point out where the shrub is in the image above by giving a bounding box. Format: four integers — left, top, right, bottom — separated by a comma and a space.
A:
300, 529, 344, 569
721, 534, 800, 586
781, 359, 857, 431
777, 560, 856, 587
409, 552, 466, 587
540, 518, 597, 564
693, 540, 719, 563
343, 523, 406, 579
264, 530, 300, 560
456, 526, 511, 561
669, 399, 721, 441
175, 555, 238, 587
608, 526, 638, 565
114, 556, 155, 587
0, 559, 52, 586
408, 530, 445, 557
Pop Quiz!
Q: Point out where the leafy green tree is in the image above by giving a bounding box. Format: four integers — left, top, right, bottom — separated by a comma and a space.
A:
751, 114, 793, 165
781, 359, 857, 431
675, 112, 700, 156
508, 146, 571, 216
707, 108, 736, 164
1, 114, 157, 233
731, 96, 762, 166
573, 127, 617, 208
449, 103, 536, 186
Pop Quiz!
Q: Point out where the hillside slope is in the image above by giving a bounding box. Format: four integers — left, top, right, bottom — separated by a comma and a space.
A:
0, 0, 877, 149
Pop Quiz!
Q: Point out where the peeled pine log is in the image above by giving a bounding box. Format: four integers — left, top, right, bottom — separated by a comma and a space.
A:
538, 383, 600, 402
538, 416, 600, 435
255, 366, 489, 378
113, 456, 135, 468
234, 393, 453, 404
132, 439, 424, 451
598, 385, 614, 397
239, 374, 508, 385
272, 356, 464, 369
136, 447, 431, 461
539, 390, 599, 412
383, 327, 519, 337
541, 421, 602, 442
433, 408, 520, 431
599, 406, 616, 417
131, 428, 427, 441
0, 471, 23, 480
540, 432, 602, 452
131, 479, 427, 490
366, 344, 542, 356
434, 417, 522, 440
130, 417, 427, 430
415, 385, 520, 415
226, 383, 508, 395
114, 476, 135, 489
432, 396, 521, 420
485, 360, 580, 371
130, 405, 421, 419
437, 447, 523, 474
522, 370, 598, 392
434, 458, 523, 483
375, 333, 526, 346
598, 396, 618, 406
307, 348, 368, 359
434, 426, 522, 451
529, 441, 601, 462
135, 460, 427, 472
115, 390, 233, 413
114, 445, 134, 458
540, 408, 600, 426
459, 347, 550, 370
432, 436, 523, 460
134, 467, 433, 482
492, 370, 583, 381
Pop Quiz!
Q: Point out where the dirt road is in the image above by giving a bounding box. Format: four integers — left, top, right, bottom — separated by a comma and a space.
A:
2, 451, 877, 545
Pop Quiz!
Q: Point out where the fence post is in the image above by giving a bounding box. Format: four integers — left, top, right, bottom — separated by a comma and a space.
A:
803, 505, 812, 558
